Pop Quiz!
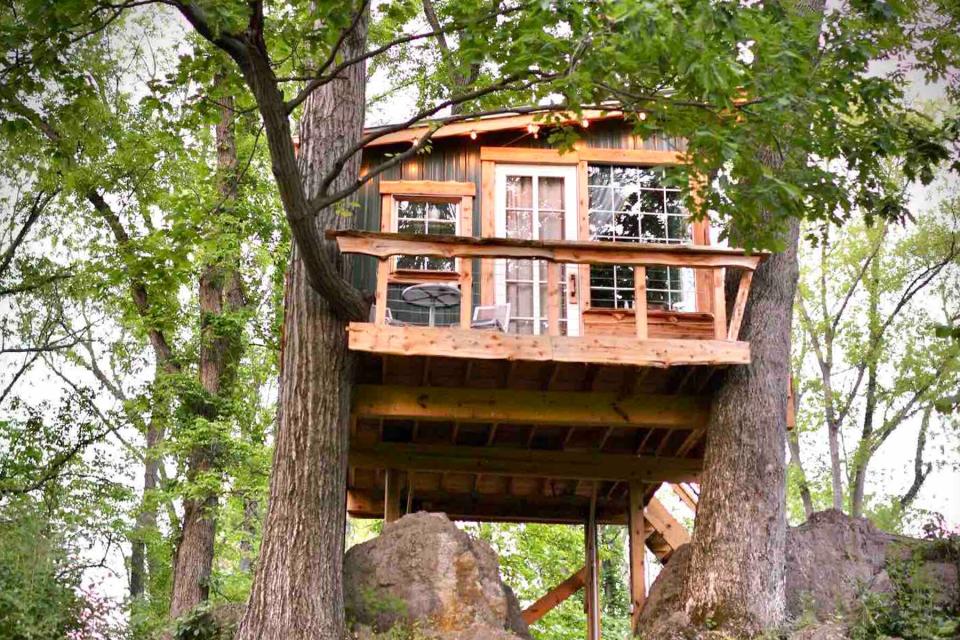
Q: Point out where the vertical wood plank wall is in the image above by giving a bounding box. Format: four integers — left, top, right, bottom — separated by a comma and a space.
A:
354, 122, 689, 305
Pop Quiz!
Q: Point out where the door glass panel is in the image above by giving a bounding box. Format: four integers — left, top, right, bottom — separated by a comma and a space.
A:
501, 173, 570, 335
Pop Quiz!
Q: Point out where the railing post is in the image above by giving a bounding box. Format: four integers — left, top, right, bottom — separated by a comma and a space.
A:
634, 266, 648, 339
375, 258, 389, 325
547, 261, 561, 336
711, 267, 727, 340
460, 259, 474, 329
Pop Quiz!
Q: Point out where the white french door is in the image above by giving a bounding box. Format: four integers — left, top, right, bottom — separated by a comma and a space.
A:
493, 164, 580, 336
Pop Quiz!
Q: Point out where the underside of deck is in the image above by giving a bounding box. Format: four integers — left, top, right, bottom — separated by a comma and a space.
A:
347, 350, 719, 526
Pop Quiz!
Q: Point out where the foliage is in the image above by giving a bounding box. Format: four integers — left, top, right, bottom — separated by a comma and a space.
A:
849, 526, 960, 640
789, 179, 960, 528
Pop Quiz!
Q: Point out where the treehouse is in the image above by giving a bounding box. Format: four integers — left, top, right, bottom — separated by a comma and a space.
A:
328, 110, 765, 636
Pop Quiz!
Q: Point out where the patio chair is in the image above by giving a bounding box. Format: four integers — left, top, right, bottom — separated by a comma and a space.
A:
368, 304, 407, 326
471, 303, 511, 332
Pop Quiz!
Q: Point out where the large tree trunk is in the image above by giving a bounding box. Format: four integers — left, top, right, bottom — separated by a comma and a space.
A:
680, 218, 799, 635
235, 12, 368, 640
676, 3, 825, 633
169, 83, 245, 620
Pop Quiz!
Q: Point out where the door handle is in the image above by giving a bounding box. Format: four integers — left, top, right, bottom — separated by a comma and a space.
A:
568, 272, 578, 304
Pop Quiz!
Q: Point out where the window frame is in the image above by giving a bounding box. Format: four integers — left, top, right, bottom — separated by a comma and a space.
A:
582, 162, 695, 313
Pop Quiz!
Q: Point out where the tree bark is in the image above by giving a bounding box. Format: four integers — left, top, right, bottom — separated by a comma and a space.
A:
169, 81, 246, 620
679, 217, 799, 635
130, 412, 164, 598
850, 251, 882, 517
235, 10, 368, 640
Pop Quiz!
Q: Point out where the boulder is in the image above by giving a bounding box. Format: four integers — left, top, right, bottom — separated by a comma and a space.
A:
637, 510, 959, 638
344, 512, 530, 639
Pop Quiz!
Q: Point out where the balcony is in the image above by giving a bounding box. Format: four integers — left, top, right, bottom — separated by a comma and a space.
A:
330, 230, 764, 369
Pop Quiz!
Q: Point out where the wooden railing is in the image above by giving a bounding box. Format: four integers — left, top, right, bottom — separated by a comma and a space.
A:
328, 230, 766, 341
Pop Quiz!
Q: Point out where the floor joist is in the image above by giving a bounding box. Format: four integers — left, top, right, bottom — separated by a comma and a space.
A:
352, 384, 711, 429
350, 442, 702, 483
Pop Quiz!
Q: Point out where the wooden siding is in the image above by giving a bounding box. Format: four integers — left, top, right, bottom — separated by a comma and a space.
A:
352, 120, 686, 296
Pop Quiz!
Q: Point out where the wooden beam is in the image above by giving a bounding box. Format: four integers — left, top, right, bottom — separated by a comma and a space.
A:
711, 267, 727, 340
347, 323, 752, 368
364, 110, 623, 147
546, 262, 561, 336
346, 489, 631, 524
634, 266, 648, 339
644, 495, 690, 550
521, 567, 588, 625
628, 482, 647, 634
331, 230, 767, 271
379, 180, 475, 197
727, 270, 753, 341
384, 469, 401, 523
585, 484, 601, 640
350, 442, 702, 484
671, 483, 699, 512
352, 385, 711, 430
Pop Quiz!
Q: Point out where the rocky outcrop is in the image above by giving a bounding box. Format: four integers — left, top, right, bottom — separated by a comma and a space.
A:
343, 512, 530, 639
637, 510, 959, 638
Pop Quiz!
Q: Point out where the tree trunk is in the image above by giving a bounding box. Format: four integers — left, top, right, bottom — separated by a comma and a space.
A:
235, 11, 368, 640
850, 251, 882, 517
169, 81, 245, 621
130, 414, 163, 598
680, 218, 799, 636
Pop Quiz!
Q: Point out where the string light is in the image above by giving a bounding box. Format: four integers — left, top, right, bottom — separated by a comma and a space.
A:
581, 118, 590, 128
469, 130, 478, 140
638, 112, 648, 121
527, 123, 540, 138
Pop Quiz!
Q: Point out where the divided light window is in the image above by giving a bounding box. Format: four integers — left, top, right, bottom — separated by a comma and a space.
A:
587, 164, 692, 310
394, 198, 458, 272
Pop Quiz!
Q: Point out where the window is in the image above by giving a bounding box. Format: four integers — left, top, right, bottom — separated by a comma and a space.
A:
394, 198, 459, 272
587, 164, 693, 310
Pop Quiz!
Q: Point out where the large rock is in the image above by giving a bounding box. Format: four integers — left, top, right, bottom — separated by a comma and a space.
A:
344, 512, 530, 639
637, 510, 959, 638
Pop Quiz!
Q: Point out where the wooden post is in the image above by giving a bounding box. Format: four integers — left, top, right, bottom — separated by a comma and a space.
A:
628, 482, 647, 634
547, 261, 561, 336
480, 161, 496, 306
384, 468, 401, 523
585, 484, 601, 640
711, 267, 727, 340
633, 266, 648, 339
375, 259, 389, 325
460, 196, 474, 329
727, 269, 753, 341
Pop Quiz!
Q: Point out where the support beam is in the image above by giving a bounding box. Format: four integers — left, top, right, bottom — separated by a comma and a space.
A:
384, 469, 401, 523
644, 495, 690, 550
351, 442, 702, 484
521, 567, 588, 625
348, 323, 752, 368
628, 482, 647, 634
352, 385, 711, 430
585, 484, 601, 640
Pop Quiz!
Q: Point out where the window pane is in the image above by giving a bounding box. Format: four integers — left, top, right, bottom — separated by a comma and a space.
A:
506, 176, 533, 209
539, 209, 564, 241
506, 209, 533, 239
589, 186, 612, 212
397, 200, 427, 219
539, 177, 564, 211
397, 218, 425, 235
615, 213, 640, 240
665, 190, 683, 213
587, 165, 610, 186
429, 221, 456, 236
641, 214, 666, 240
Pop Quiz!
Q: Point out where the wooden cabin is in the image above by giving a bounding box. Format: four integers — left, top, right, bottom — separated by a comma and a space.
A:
329, 110, 763, 636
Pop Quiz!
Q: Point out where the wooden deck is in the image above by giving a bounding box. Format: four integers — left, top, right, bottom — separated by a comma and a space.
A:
335, 230, 764, 525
